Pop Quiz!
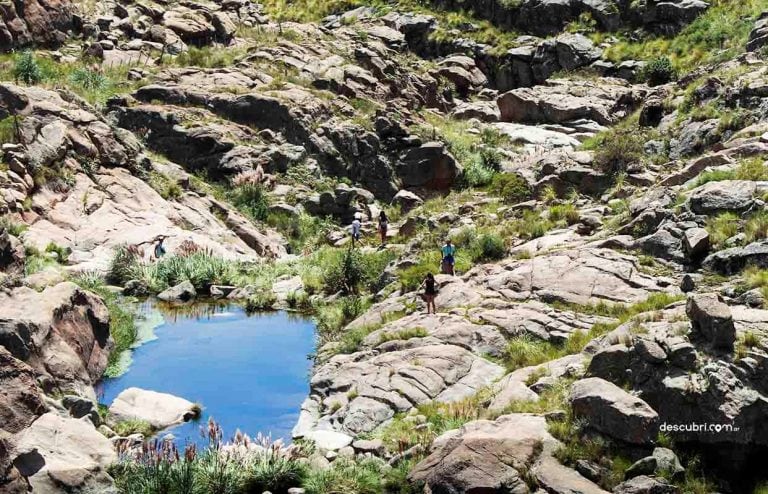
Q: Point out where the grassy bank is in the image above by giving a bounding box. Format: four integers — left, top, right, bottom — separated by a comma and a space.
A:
110, 419, 421, 494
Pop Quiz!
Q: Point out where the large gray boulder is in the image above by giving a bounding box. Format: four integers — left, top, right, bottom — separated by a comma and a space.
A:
613, 475, 678, 494
570, 377, 659, 444
704, 241, 768, 275
498, 79, 644, 126
157, 280, 197, 302
294, 343, 505, 437
14, 413, 117, 493
109, 388, 199, 431
686, 180, 765, 215
408, 413, 608, 494
625, 448, 685, 480
397, 142, 461, 191
685, 293, 736, 351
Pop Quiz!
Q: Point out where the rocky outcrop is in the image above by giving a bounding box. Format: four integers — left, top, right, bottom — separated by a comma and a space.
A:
498, 79, 645, 126
295, 343, 505, 437
0, 348, 47, 436
13, 413, 117, 493
0, 282, 112, 399
463, 248, 670, 305
747, 12, 768, 52
0, 0, 74, 49
585, 303, 768, 449
409, 413, 608, 494
0, 82, 284, 268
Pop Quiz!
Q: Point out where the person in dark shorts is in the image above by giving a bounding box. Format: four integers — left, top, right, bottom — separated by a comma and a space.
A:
441, 239, 456, 275
420, 273, 438, 314
378, 210, 388, 245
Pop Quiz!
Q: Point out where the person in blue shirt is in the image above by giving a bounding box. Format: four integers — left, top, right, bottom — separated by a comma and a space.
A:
441, 239, 456, 275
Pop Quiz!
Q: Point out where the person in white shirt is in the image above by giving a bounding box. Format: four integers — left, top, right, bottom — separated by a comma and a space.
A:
351, 217, 362, 245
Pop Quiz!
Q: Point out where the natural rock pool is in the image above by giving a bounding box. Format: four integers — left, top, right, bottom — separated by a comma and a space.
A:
97, 302, 316, 446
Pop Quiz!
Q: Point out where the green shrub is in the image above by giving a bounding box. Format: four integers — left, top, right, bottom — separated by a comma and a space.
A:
706, 212, 740, 249
13, 51, 43, 85
45, 242, 70, 264
245, 290, 277, 312
590, 128, 646, 177
744, 211, 768, 244
377, 327, 429, 345
268, 211, 333, 254
502, 210, 554, 240
461, 155, 496, 187
112, 419, 155, 437
231, 183, 270, 222
108, 245, 141, 285
548, 203, 580, 225
148, 171, 183, 201
505, 335, 561, 370
321, 247, 394, 295
0, 116, 17, 146
489, 173, 531, 204
314, 296, 370, 346
303, 457, 388, 494
286, 290, 311, 311
69, 68, 109, 91
0, 216, 27, 237
108, 248, 239, 293
323, 247, 366, 294
641, 56, 676, 86
471, 233, 506, 262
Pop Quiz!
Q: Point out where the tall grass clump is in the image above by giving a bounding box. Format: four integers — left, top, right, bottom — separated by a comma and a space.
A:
602, 0, 765, 73
230, 183, 270, 222
107, 245, 238, 293
111, 419, 307, 494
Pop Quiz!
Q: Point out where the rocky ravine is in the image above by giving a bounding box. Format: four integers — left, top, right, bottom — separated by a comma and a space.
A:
2, 0, 768, 493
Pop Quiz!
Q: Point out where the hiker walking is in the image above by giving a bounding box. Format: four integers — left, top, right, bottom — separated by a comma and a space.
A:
153, 236, 167, 261
350, 215, 362, 246
420, 273, 438, 314
441, 239, 456, 275
378, 210, 388, 245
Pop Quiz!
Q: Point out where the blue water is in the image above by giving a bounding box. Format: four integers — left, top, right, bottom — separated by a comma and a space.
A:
96, 303, 316, 447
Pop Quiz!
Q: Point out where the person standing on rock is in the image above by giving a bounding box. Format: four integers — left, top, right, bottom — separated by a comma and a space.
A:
441, 239, 456, 275
378, 210, 388, 245
153, 236, 167, 261
351, 216, 362, 246
420, 273, 438, 314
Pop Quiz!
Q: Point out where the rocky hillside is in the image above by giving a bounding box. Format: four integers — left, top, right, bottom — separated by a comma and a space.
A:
2, 0, 768, 493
